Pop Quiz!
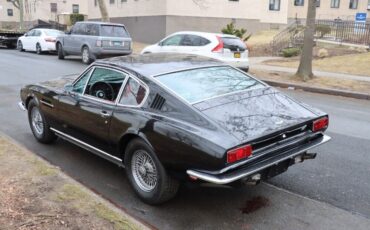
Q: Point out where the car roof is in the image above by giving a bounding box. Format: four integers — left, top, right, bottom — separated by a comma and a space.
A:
76, 21, 126, 27
95, 53, 224, 77
171, 31, 237, 38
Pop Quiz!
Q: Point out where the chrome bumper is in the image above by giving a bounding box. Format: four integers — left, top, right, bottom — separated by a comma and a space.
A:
186, 134, 331, 185
18, 102, 26, 111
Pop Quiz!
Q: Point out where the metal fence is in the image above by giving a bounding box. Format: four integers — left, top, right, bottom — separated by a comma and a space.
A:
315, 19, 370, 46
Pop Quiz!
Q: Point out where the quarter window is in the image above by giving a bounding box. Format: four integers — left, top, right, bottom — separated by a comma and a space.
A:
161, 35, 183, 46
331, 0, 340, 8
72, 68, 92, 94
269, 0, 280, 11
349, 0, 358, 9
85, 67, 127, 102
120, 78, 147, 106
181, 35, 210, 46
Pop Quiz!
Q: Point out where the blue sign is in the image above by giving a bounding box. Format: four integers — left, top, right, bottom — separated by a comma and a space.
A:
355, 13, 367, 22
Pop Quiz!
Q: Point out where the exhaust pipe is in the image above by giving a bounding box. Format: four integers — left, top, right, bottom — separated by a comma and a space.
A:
242, 173, 261, 186
294, 152, 317, 164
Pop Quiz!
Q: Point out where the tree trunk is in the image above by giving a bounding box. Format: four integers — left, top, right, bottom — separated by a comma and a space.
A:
296, 0, 317, 81
19, 0, 24, 30
97, 0, 110, 22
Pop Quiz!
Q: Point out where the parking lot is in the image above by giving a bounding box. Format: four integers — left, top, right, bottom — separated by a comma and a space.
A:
1, 48, 370, 229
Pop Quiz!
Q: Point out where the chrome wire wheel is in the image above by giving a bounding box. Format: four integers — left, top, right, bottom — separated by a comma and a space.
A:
31, 107, 44, 136
82, 47, 89, 63
131, 150, 158, 192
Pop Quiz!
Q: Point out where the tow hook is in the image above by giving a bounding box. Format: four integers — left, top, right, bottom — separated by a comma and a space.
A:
294, 152, 317, 163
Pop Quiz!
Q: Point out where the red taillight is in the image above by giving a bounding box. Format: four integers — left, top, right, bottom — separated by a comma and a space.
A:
212, 36, 224, 52
227, 144, 252, 164
44, 37, 56, 43
312, 117, 329, 132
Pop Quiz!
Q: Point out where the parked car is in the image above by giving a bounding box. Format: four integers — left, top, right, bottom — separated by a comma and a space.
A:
17, 28, 64, 54
56, 21, 132, 64
19, 53, 330, 205
141, 31, 249, 71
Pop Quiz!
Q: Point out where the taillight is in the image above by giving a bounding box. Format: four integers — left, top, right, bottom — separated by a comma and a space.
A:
227, 144, 252, 164
44, 37, 56, 42
96, 40, 102, 47
312, 117, 329, 132
212, 36, 224, 52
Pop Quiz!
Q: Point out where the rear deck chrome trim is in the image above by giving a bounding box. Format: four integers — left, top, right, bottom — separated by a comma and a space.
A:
186, 134, 331, 185
50, 127, 124, 167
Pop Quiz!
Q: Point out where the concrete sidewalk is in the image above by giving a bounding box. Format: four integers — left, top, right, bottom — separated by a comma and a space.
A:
249, 57, 370, 82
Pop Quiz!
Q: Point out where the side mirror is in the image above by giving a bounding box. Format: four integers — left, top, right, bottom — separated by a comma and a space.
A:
24, 33, 28, 37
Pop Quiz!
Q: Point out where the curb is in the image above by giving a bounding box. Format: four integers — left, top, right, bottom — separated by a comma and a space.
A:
263, 80, 370, 100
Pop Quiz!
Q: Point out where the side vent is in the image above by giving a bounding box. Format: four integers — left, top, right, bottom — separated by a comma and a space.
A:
150, 94, 166, 110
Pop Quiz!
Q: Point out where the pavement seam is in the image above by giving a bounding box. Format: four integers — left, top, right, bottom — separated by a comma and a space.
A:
263, 182, 370, 221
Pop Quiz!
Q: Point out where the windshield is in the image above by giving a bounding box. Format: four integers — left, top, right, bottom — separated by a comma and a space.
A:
156, 66, 265, 104
43, 29, 64, 36
100, 25, 129, 37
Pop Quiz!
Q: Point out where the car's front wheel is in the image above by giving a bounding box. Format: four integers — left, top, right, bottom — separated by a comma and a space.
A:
28, 99, 57, 144
125, 138, 179, 205
18, 41, 24, 52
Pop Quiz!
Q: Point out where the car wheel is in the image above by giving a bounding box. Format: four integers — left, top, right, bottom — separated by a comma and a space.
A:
81, 46, 94, 64
125, 138, 179, 205
36, 43, 42, 55
27, 99, 57, 144
18, 41, 24, 52
57, 43, 65, 60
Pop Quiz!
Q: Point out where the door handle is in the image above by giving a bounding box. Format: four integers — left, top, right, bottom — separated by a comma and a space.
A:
100, 110, 111, 118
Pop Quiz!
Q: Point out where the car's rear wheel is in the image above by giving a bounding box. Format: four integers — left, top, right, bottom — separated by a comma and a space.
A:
81, 46, 94, 64
28, 99, 57, 144
18, 41, 24, 52
125, 138, 179, 205
36, 43, 42, 55
57, 43, 65, 60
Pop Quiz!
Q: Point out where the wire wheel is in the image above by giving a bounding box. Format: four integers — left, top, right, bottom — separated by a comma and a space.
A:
82, 47, 90, 63
31, 107, 44, 136
131, 150, 158, 192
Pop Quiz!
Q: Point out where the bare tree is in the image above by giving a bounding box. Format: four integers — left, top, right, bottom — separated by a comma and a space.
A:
97, 0, 110, 22
9, 0, 24, 30
295, 0, 317, 81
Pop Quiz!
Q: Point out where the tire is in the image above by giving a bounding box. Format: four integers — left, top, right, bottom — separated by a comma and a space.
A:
125, 138, 179, 205
81, 46, 94, 64
18, 41, 24, 52
27, 99, 57, 144
57, 43, 65, 60
36, 43, 42, 55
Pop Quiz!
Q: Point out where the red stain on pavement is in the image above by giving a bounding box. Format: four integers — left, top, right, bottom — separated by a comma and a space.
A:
240, 196, 270, 214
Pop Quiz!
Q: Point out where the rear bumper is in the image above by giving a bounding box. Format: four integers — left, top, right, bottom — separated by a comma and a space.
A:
93, 48, 132, 57
187, 134, 331, 184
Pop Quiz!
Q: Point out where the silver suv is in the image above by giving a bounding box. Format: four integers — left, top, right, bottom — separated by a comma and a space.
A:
56, 21, 132, 64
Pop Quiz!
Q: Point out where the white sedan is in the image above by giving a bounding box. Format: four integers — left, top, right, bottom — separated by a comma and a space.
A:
17, 28, 64, 54
141, 31, 249, 71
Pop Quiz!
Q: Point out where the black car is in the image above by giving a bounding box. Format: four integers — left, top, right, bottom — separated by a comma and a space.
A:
19, 53, 331, 204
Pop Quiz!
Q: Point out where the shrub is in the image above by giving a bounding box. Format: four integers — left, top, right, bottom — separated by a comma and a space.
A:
70, 14, 85, 25
281, 47, 300, 57
315, 25, 331, 38
221, 22, 252, 41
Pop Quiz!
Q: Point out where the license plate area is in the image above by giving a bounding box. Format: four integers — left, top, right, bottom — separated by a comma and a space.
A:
113, 41, 123, 46
234, 52, 241, 58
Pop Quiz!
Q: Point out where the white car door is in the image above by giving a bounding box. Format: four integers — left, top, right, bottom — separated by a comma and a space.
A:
31, 29, 42, 51
177, 34, 211, 55
22, 30, 34, 50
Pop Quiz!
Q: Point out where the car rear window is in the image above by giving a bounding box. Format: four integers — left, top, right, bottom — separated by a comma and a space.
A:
100, 25, 129, 37
156, 66, 264, 104
221, 37, 246, 51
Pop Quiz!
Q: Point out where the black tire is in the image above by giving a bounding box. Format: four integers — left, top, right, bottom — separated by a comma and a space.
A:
125, 138, 179, 205
18, 41, 24, 52
27, 99, 57, 144
57, 43, 65, 60
81, 46, 94, 64
36, 43, 42, 55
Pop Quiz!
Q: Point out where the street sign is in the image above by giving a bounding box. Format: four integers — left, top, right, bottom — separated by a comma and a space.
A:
355, 13, 367, 22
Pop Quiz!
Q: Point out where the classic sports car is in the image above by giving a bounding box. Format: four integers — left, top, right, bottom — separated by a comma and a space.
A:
19, 53, 330, 205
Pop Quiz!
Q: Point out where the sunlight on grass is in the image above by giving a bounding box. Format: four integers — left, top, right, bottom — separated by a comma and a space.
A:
248, 30, 279, 46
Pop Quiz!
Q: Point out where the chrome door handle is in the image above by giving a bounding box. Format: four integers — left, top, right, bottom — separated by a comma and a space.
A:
100, 111, 111, 118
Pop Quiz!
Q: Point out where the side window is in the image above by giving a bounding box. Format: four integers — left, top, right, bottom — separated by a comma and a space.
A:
26, 30, 35, 36
119, 78, 147, 106
86, 24, 99, 36
181, 35, 210, 46
72, 68, 92, 94
85, 67, 126, 102
72, 24, 84, 35
34, 30, 41, 37
161, 35, 183, 46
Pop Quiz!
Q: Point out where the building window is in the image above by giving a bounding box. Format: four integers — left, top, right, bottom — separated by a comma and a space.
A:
7, 9, 13, 16
121, 0, 127, 2
94, 0, 97, 6
269, 0, 280, 11
294, 0, 304, 6
316, 0, 320, 7
349, 0, 358, 9
50, 3, 57, 13
368, 0, 370, 10
331, 0, 340, 8
110, 0, 115, 4
72, 4, 79, 14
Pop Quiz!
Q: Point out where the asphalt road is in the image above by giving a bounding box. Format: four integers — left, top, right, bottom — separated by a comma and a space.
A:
1, 48, 370, 229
